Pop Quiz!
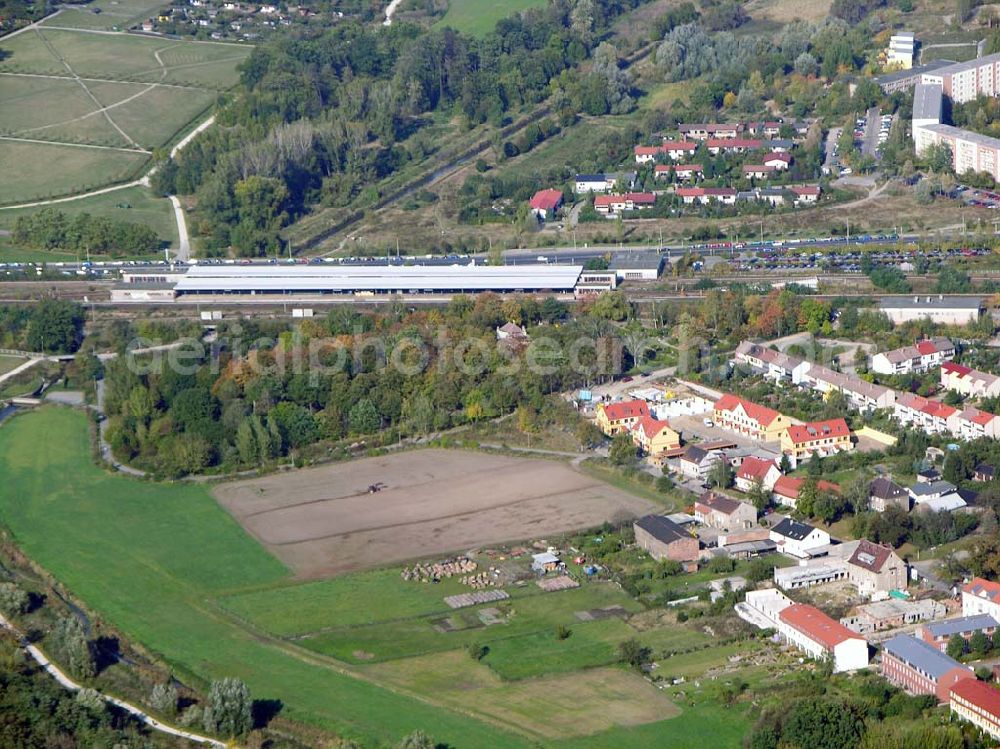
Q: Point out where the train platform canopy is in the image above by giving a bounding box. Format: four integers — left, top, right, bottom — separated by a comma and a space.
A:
172, 264, 586, 294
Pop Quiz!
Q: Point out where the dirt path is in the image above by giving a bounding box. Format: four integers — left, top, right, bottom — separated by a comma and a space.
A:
0, 610, 229, 748
31, 27, 141, 149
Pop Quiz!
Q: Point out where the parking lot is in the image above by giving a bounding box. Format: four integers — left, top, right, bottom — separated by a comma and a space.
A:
669, 413, 782, 449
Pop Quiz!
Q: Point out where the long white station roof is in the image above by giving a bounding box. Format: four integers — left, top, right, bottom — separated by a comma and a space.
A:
174, 264, 585, 293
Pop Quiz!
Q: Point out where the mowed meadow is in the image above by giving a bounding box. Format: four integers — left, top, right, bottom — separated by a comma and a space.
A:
0, 407, 751, 747
434, 0, 551, 35
0, 25, 250, 203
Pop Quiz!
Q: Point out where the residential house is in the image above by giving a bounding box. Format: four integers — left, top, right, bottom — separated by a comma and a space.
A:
675, 186, 738, 205
790, 185, 821, 204
940, 361, 1000, 399
963, 578, 1000, 620
593, 192, 656, 214
770, 517, 831, 558
846, 539, 907, 598
763, 152, 792, 170
948, 406, 1000, 441
871, 337, 955, 375
747, 121, 784, 138
678, 123, 743, 140
752, 188, 788, 206
918, 614, 998, 652
894, 393, 957, 435
742, 164, 775, 179
595, 399, 649, 436
496, 322, 528, 343
655, 164, 703, 181
777, 602, 869, 672
675, 444, 723, 483
574, 174, 613, 193
713, 394, 791, 441
975, 463, 997, 482
573, 173, 634, 193
528, 189, 563, 220
706, 138, 763, 155
918, 467, 942, 483
694, 491, 758, 531
909, 480, 967, 512
803, 365, 896, 411
733, 341, 811, 384
630, 415, 681, 456
869, 477, 910, 512
734, 456, 782, 492
633, 515, 699, 562
881, 634, 974, 701
634, 142, 698, 164
780, 418, 852, 461
950, 678, 1000, 741
772, 476, 841, 510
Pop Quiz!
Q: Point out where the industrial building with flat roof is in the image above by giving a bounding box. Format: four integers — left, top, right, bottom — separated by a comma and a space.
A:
162, 264, 587, 296
879, 295, 984, 326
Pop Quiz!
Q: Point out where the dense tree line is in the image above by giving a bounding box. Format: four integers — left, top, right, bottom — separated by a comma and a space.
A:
748, 680, 975, 749
100, 294, 633, 476
0, 301, 84, 354
152, 0, 653, 256
12, 208, 161, 257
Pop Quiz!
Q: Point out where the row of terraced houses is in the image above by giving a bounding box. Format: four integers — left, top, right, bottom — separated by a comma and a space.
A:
733, 341, 1000, 442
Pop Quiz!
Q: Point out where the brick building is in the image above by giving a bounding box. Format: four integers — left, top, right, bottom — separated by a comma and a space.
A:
880, 634, 974, 702
633, 515, 699, 563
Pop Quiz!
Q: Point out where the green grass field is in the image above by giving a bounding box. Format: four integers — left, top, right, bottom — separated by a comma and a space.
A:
0, 355, 28, 375
0, 407, 750, 747
105, 86, 216, 149
0, 236, 78, 263
0, 141, 148, 204
0, 28, 250, 203
434, 0, 549, 35
0, 185, 178, 249
0, 408, 536, 748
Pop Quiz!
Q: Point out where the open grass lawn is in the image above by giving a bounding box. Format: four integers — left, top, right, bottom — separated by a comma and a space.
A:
288, 583, 646, 668
0, 186, 178, 246
744, 0, 832, 22
0, 354, 28, 376
0, 141, 147, 204
0, 237, 77, 263
0, 76, 101, 132
552, 703, 750, 749
0, 28, 248, 202
368, 650, 681, 741
434, 0, 548, 35
0, 408, 537, 749
108, 86, 216, 149
219, 568, 495, 635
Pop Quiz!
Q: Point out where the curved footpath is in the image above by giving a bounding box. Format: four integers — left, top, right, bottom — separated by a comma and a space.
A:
0, 610, 230, 748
